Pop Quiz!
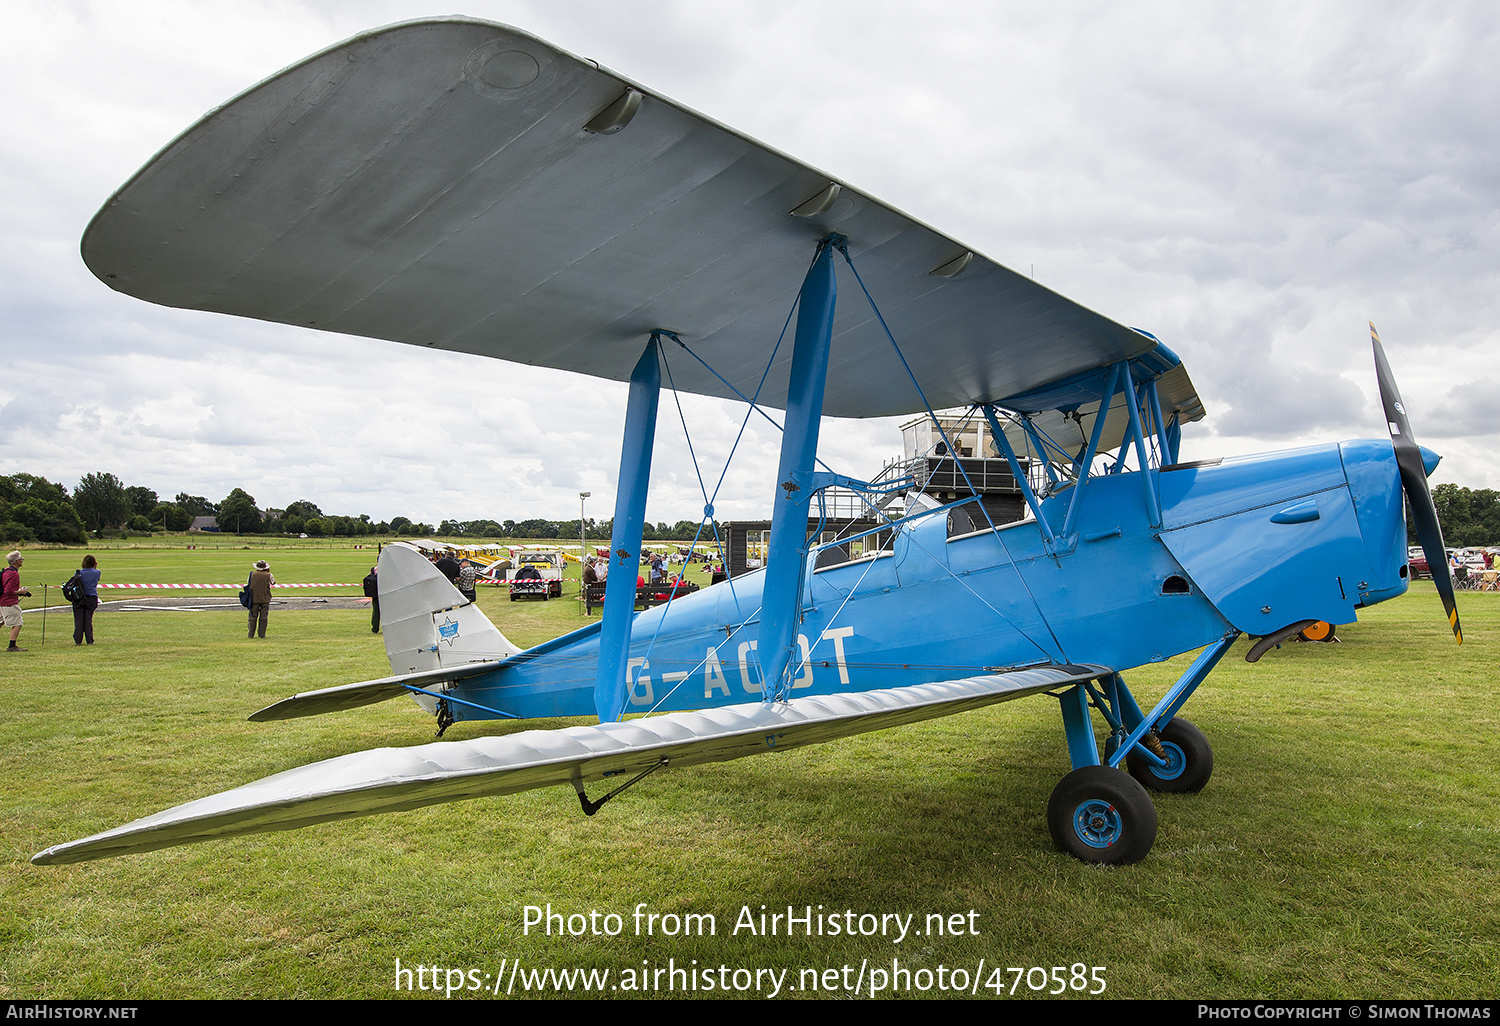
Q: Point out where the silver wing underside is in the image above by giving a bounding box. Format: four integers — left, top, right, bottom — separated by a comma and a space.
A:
83, 17, 1201, 423
246, 662, 507, 722
34, 664, 1106, 864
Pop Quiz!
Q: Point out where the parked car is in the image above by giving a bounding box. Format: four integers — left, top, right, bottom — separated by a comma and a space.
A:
1408, 546, 1429, 579
507, 550, 564, 600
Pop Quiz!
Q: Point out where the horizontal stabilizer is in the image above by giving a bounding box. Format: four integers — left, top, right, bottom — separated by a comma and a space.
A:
247, 662, 508, 721
34, 664, 1106, 865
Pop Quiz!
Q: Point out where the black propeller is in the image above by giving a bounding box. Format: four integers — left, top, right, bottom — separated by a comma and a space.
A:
1370, 323, 1462, 644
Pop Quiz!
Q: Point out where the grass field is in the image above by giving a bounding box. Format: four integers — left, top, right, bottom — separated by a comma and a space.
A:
1, 545, 1496, 1000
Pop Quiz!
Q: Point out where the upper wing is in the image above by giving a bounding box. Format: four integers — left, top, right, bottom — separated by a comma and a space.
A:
34, 663, 1106, 864
82, 17, 1202, 423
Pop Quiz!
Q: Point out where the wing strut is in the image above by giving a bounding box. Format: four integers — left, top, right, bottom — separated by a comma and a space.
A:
758, 236, 841, 700
573, 757, 669, 816
595, 337, 662, 722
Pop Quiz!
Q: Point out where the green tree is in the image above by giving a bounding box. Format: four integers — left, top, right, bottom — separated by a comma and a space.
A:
9, 499, 86, 543
175, 493, 218, 518
0, 520, 34, 543
216, 488, 263, 534
1470, 489, 1500, 544
150, 504, 193, 531
0, 473, 70, 506
125, 486, 159, 519
0, 475, 75, 543
516, 518, 558, 538
284, 499, 323, 519
74, 472, 130, 531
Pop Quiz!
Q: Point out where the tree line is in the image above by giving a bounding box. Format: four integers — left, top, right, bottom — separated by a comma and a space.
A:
1430, 485, 1500, 548
0, 472, 435, 543
437, 517, 721, 542
0, 471, 723, 543
7, 469, 1499, 548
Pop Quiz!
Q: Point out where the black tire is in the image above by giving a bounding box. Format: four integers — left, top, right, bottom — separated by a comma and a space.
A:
1047, 765, 1157, 865
1126, 717, 1213, 794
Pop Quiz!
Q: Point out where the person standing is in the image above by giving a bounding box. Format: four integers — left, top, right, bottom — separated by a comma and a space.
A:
457, 559, 477, 603
247, 559, 275, 639
1, 551, 31, 652
72, 554, 102, 645
363, 564, 380, 633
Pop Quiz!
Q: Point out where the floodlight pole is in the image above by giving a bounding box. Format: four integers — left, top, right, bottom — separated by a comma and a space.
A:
758, 237, 840, 701
594, 339, 661, 723
579, 492, 590, 562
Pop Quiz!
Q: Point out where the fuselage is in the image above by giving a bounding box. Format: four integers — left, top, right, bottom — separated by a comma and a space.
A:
447, 438, 1408, 723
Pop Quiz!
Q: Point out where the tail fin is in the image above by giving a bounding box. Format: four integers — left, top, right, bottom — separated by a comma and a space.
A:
378, 544, 521, 685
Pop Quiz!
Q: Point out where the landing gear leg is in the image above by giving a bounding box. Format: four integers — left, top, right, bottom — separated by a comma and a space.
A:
1053, 682, 1158, 864
1047, 635, 1237, 862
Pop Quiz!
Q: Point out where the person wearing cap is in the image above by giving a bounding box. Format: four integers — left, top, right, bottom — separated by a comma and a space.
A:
2, 551, 31, 652
457, 558, 477, 604
247, 559, 275, 639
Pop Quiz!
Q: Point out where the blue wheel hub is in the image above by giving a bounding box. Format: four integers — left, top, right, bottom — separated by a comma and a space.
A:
1072, 799, 1123, 848
1153, 742, 1186, 781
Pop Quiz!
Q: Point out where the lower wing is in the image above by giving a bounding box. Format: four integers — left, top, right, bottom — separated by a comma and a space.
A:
34, 663, 1107, 865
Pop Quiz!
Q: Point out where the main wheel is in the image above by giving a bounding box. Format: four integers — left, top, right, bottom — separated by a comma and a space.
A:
1046, 766, 1157, 865
1126, 717, 1213, 793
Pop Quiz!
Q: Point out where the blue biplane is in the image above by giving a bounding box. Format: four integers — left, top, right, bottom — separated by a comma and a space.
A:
34, 18, 1461, 867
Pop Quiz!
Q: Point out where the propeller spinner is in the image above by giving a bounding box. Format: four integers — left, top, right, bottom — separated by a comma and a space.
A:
1370, 323, 1462, 644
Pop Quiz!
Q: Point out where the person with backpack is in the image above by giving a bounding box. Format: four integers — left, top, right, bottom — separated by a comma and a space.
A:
69, 554, 102, 645
247, 559, 275, 639
1, 551, 30, 652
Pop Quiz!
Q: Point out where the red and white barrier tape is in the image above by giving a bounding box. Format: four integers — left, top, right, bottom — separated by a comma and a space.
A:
97, 582, 356, 589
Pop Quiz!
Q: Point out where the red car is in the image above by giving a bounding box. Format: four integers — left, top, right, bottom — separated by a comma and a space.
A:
1408, 547, 1429, 579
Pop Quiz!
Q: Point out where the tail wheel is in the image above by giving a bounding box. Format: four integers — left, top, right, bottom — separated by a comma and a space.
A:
1047, 766, 1157, 865
1126, 717, 1213, 793
1298, 621, 1335, 642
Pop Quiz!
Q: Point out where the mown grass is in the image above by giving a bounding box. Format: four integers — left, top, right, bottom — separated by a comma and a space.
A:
1, 566, 1495, 1000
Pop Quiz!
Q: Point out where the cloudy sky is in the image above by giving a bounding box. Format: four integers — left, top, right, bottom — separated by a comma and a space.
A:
4, 0, 1497, 526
